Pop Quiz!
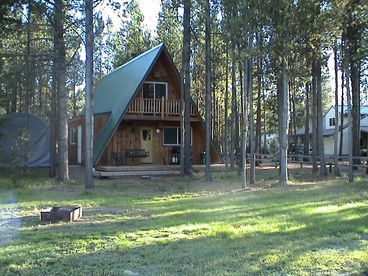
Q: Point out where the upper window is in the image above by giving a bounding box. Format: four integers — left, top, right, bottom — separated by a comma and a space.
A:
329, 117, 335, 127
70, 128, 77, 144
143, 82, 168, 99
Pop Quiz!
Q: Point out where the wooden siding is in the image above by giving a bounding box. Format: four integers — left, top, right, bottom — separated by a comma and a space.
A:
97, 120, 221, 166
68, 114, 108, 165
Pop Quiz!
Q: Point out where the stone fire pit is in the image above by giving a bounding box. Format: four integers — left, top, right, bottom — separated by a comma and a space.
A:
40, 206, 82, 222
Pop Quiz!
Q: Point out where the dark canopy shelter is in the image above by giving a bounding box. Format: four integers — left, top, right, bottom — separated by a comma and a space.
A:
0, 113, 50, 168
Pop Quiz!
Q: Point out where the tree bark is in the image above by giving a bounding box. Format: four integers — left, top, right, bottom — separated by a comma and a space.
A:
333, 43, 340, 176
85, 0, 94, 189
263, 85, 267, 153
291, 81, 297, 153
339, 34, 345, 156
49, 36, 57, 178
279, 61, 289, 186
182, 0, 192, 175
204, 0, 211, 182
230, 45, 236, 170
311, 61, 318, 173
350, 52, 360, 164
24, 0, 31, 169
346, 2, 361, 165
255, 53, 262, 165
238, 64, 243, 176
304, 82, 310, 159
346, 63, 353, 182
55, 0, 69, 182
248, 57, 255, 185
316, 57, 327, 176
224, 50, 229, 169
241, 61, 248, 188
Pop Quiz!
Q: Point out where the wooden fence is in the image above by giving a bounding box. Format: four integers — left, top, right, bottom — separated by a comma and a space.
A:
231, 153, 368, 171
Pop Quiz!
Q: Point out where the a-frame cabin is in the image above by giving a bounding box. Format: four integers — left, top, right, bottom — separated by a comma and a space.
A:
68, 44, 221, 168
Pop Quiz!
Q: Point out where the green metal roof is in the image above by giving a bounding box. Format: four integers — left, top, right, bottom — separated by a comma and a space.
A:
93, 43, 165, 164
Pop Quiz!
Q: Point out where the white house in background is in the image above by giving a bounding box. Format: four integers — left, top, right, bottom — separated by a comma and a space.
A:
295, 105, 368, 156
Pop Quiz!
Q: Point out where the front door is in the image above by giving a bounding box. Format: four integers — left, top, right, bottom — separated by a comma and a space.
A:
77, 125, 82, 164
140, 127, 154, 164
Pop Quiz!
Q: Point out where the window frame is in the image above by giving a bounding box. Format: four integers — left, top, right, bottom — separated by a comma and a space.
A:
163, 127, 192, 146
329, 117, 335, 127
142, 81, 168, 99
70, 127, 77, 145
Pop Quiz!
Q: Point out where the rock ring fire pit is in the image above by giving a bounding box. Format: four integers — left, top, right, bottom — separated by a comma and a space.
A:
40, 206, 82, 222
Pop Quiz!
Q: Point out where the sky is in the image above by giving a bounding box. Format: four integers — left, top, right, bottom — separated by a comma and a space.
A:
138, 0, 161, 36
97, 0, 161, 36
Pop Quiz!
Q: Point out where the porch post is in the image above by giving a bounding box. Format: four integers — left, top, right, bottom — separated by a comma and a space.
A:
161, 96, 165, 119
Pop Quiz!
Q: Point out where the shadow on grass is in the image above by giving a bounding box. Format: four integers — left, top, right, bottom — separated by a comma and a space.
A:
1, 175, 367, 274
1, 183, 367, 274
2, 213, 367, 275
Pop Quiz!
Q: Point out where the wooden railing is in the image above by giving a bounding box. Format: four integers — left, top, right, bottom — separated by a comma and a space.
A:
127, 98, 196, 118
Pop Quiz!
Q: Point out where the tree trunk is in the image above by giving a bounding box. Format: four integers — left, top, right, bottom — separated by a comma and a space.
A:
263, 85, 267, 153
49, 37, 57, 178
182, 0, 192, 175
24, 0, 31, 169
346, 62, 353, 182
230, 45, 236, 170
288, 80, 293, 157
304, 82, 310, 159
346, 2, 361, 165
339, 34, 345, 156
311, 62, 318, 173
241, 61, 248, 188
316, 57, 327, 176
248, 57, 255, 185
333, 43, 340, 176
235, 87, 240, 170
85, 0, 94, 189
350, 55, 360, 165
255, 54, 262, 165
279, 61, 288, 186
204, 0, 211, 182
238, 64, 243, 176
291, 81, 297, 153
224, 50, 229, 169
55, 0, 69, 182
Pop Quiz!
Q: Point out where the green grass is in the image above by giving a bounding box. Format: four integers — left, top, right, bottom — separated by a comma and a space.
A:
0, 170, 367, 275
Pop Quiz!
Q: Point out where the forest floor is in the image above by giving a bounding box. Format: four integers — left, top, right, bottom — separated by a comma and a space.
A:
0, 167, 367, 275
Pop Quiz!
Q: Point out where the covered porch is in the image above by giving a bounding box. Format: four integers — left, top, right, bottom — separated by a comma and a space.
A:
96, 120, 216, 167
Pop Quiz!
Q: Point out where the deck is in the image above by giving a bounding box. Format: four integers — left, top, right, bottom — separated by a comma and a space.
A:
94, 165, 181, 177
126, 98, 197, 120
94, 164, 226, 178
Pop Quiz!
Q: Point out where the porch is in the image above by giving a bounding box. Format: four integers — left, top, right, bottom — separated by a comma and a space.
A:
126, 98, 197, 120
94, 164, 227, 178
94, 165, 180, 177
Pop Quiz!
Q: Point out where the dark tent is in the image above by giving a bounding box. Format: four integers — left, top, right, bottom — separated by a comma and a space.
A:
0, 113, 50, 168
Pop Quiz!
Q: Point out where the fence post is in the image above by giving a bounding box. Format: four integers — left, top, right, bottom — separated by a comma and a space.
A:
300, 155, 303, 173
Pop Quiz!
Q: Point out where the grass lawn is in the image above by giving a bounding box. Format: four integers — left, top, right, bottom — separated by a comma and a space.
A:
0, 169, 367, 275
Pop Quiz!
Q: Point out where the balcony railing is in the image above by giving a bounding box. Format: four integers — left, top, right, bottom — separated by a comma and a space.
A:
127, 98, 196, 118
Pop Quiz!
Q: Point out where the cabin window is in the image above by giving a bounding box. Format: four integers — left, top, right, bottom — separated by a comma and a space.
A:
143, 82, 168, 99
163, 127, 192, 146
329, 118, 335, 126
70, 128, 77, 144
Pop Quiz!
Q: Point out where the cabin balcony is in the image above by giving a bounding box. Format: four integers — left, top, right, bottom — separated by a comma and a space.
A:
126, 98, 198, 121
